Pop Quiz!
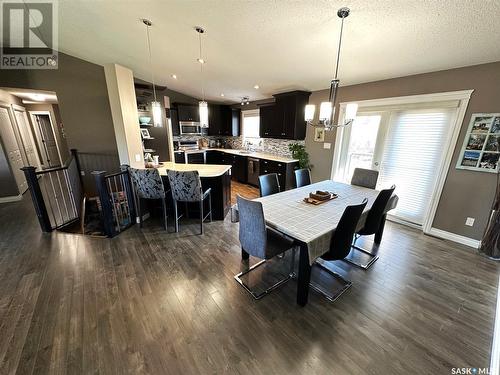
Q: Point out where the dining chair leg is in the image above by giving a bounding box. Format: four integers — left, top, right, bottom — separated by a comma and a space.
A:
174, 200, 179, 233
208, 192, 212, 222
310, 260, 352, 302
199, 200, 204, 235
241, 248, 249, 260
162, 198, 168, 231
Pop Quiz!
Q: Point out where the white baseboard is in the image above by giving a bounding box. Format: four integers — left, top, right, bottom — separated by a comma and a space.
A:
0, 195, 22, 203
427, 227, 481, 249
490, 274, 500, 375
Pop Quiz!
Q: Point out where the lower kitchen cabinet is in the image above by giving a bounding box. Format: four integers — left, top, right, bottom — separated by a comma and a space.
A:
259, 158, 299, 191
174, 151, 185, 163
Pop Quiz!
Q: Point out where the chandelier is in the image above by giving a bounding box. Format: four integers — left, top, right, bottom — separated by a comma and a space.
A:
305, 7, 358, 130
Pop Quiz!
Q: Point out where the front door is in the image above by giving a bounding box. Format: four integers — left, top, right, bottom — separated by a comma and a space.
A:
31, 113, 61, 168
13, 106, 41, 168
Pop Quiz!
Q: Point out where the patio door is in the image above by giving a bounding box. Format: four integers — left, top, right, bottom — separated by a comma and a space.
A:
336, 112, 388, 182
334, 105, 458, 226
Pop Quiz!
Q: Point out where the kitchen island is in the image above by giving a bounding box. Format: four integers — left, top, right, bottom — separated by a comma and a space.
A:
157, 162, 232, 220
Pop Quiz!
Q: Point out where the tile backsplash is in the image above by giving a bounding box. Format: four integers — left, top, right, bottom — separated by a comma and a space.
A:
174, 135, 304, 158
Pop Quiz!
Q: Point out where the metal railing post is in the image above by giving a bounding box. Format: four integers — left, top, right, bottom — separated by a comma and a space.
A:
92, 170, 117, 238
120, 165, 136, 221
21, 166, 52, 232
70, 148, 84, 189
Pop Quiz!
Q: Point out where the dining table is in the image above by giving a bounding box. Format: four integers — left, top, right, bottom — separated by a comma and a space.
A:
247, 180, 398, 306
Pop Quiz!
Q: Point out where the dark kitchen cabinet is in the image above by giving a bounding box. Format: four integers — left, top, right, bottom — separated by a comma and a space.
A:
206, 150, 222, 164
232, 155, 247, 183
258, 91, 311, 140
187, 152, 205, 164
170, 108, 180, 136
176, 104, 199, 122
259, 104, 276, 138
174, 151, 185, 163
259, 158, 299, 191
208, 106, 240, 136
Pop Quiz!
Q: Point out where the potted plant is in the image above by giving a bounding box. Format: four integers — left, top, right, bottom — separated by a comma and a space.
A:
288, 143, 312, 169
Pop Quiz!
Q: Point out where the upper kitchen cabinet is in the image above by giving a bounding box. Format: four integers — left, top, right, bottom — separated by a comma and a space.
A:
208, 105, 239, 136
176, 103, 200, 122
259, 103, 277, 138
259, 90, 311, 140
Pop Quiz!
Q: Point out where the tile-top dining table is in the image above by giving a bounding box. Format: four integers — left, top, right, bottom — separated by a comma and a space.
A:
248, 180, 398, 306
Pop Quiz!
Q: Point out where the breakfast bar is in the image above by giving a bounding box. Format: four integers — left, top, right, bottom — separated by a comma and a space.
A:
156, 162, 232, 220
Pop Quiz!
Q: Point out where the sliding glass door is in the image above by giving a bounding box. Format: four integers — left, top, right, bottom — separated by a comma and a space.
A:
336, 106, 457, 226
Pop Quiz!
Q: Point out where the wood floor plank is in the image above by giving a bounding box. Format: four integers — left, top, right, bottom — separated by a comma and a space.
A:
0, 192, 499, 374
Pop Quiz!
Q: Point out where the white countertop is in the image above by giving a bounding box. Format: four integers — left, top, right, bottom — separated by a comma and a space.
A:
156, 162, 231, 178
204, 148, 298, 163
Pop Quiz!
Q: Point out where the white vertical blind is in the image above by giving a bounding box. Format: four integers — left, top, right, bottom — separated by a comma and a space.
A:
377, 109, 454, 225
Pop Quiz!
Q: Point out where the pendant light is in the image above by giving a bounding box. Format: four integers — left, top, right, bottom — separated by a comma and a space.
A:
142, 19, 162, 127
196, 26, 209, 128
305, 7, 358, 130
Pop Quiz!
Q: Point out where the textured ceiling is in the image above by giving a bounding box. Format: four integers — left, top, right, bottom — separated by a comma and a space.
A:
58, 0, 500, 103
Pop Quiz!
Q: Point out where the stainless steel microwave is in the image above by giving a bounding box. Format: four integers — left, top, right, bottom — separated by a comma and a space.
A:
180, 121, 207, 135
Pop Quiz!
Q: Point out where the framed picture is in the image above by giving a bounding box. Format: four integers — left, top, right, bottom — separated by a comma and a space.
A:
456, 113, 500, 173
314, 127, 325, 142
140, 128, 150, 139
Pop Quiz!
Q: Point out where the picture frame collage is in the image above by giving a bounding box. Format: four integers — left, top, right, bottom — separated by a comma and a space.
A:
457, 113, 500, 173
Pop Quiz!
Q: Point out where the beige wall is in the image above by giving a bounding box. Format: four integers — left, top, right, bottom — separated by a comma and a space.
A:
305, 61, 500, 240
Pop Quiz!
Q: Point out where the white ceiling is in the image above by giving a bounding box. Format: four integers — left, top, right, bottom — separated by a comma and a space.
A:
58, 0, 500, 103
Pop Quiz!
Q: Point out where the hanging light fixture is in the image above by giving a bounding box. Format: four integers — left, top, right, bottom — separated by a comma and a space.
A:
142, 19, 162, 127
305, 7, 358, 130
196, 26, 209, 128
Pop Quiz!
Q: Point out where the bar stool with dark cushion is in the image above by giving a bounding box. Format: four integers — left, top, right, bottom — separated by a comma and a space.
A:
344, 185, 396, 269
351, 168, 379, 189
310, 198, 368, 302
258, 173, 280, 197
129, 167, 169, 230
235, 195, 296, 299
167, 169, 212, 234
295, 168, 311, 188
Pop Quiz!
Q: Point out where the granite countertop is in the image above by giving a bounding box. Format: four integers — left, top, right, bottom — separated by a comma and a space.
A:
203, 148, 298, 163
156, 162, 231, 178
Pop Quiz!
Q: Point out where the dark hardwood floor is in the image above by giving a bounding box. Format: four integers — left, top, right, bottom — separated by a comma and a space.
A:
231, 181, 260, 204
0, 193, 499, 374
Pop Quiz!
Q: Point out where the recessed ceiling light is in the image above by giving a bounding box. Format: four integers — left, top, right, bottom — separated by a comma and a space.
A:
254, 85, 260, 89
220, 93, 225, 97
197, 58, 205, 64
171, 74, 177, 79
29, 93, 45, 101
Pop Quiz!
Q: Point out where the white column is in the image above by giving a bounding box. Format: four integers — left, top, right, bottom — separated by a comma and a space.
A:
104, 63, 143, 168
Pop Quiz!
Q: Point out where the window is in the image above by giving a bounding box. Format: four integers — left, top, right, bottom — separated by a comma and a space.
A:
336, 104, 458, 226
241, 109, 260, 139
377, 108, 455, 225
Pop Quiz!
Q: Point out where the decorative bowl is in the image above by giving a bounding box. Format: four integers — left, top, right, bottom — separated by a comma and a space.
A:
139, 116, 151, 125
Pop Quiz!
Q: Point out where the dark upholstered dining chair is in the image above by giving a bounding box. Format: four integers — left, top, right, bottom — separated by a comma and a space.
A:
166, 169, 212, 234
258, 173, 280, 197
310, 198, 368, 302
128, 167, 169, 230
351, 168, 379, 189
234, 195, 296, 299
344, 185, 396, 269
295, 168, 311, 188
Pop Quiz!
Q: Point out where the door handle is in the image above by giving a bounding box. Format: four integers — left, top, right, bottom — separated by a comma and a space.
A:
374, 162, 380, 166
